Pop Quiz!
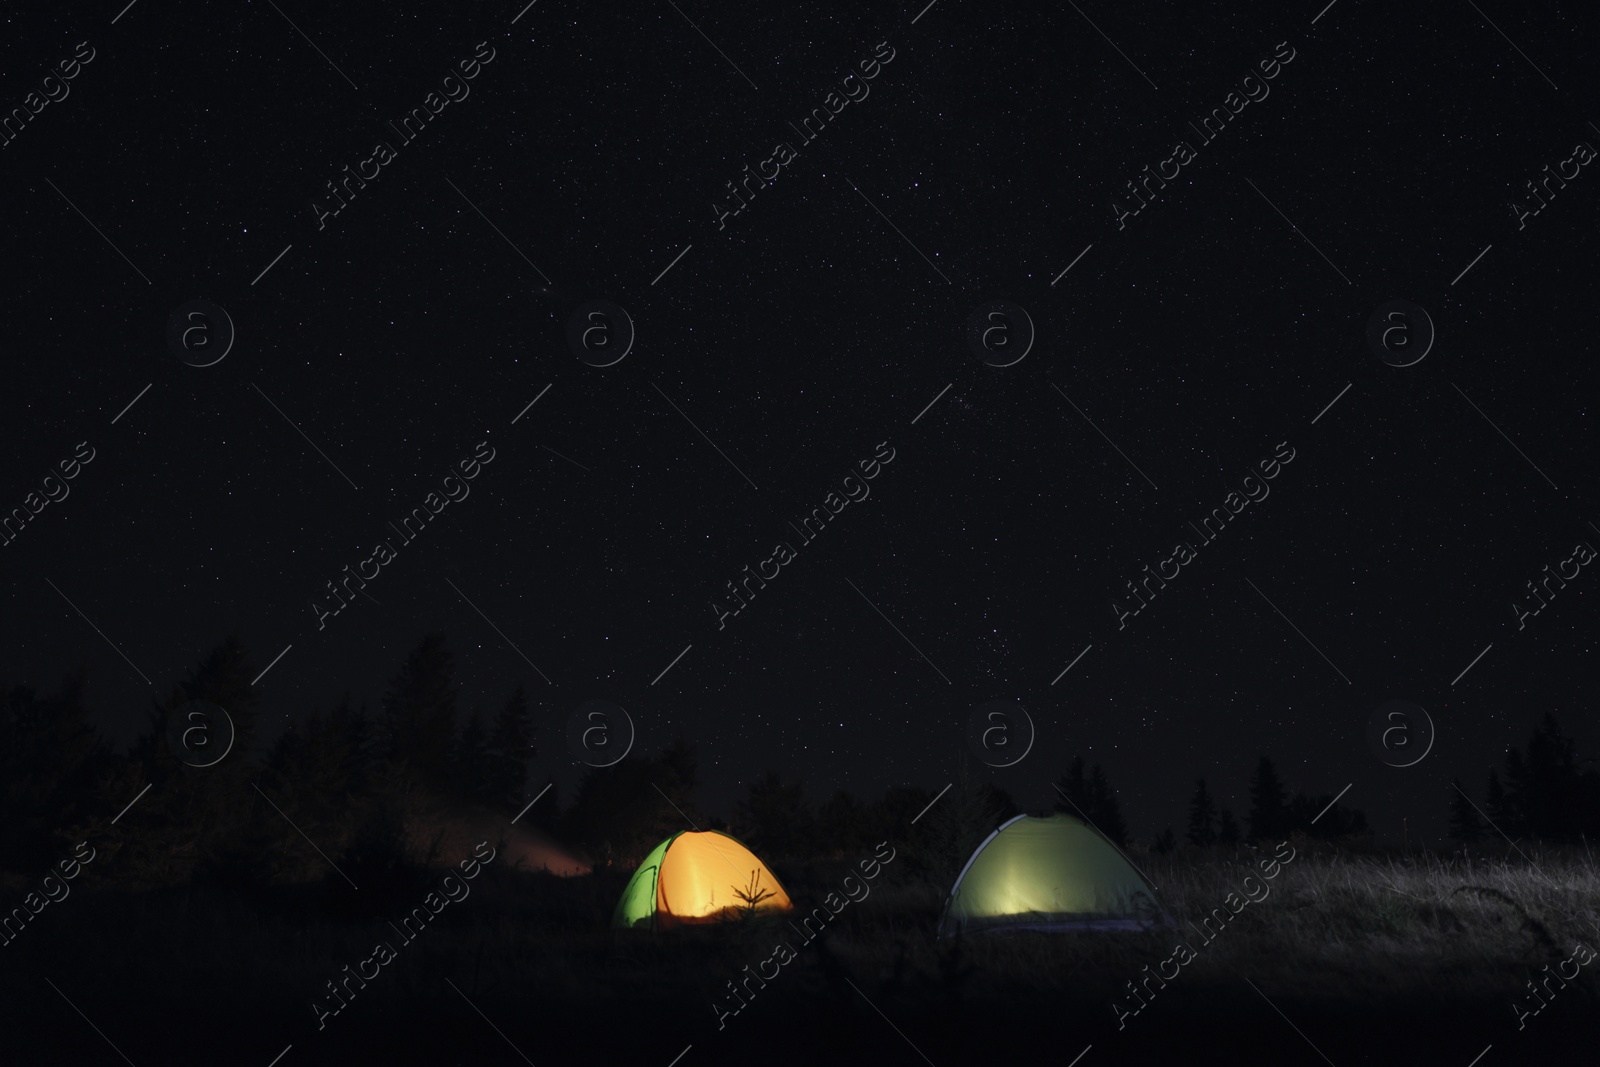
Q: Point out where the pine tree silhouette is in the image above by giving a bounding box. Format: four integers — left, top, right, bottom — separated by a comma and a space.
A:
1247, 756, 1288, 841
0, 673, 110, 868
1186, 778, 1218, 847
1486, 715, 1600, 841
1485, 769, 1508, 828
488, 685, 535, 810
734, 771, 812, 858
453, 710, 493, 803
381, 632, 459, 790
1448, 778, 1484, 844
1217, 808, 1241, 845
1053, 756, 1129, 845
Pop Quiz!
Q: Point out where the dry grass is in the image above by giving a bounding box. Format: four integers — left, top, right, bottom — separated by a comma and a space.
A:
1083, 843, 1600, 1002
375, 841, 1598, 1023
5, 841, 1598, 1063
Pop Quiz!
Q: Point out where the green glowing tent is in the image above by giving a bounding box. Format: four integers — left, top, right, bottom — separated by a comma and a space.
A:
937, 812, 1166, 937
613, 830, 793, 931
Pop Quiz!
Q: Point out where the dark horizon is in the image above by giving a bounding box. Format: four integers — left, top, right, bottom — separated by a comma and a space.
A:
4, 627, 1592, 850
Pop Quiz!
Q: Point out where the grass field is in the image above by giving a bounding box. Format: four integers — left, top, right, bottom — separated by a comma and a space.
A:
3, 839, 1597, 1065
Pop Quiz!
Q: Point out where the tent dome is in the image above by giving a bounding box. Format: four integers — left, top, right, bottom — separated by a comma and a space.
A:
938, 813, 1165, 937
613, 830, 794, 930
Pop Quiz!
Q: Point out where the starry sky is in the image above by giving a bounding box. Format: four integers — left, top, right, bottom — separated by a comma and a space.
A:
1, 0, 1593, 844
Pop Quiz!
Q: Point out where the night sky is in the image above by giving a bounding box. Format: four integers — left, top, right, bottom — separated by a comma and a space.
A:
2, 0, 1594, 845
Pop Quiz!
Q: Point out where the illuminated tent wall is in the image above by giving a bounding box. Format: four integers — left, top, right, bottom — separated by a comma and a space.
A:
612, 830, 794, 930
937, 813, 1165, 937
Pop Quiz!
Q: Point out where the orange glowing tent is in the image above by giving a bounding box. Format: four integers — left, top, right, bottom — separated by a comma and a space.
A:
612, 830, 793, 930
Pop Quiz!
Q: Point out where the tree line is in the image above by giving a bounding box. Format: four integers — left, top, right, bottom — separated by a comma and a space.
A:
4, 633, 1589, 896
0, 633, 538, 892
1448, 713, 1600, 845
1053, 753, 1366, 854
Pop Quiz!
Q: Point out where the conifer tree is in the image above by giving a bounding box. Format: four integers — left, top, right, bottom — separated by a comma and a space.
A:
381, 632, 458, 789
1186, 778, 1218, 847
1054, 757, 1129, 846
488, 685, 535, 809
1247, 756, 1288, 841
733, 771, 813, 858
1485, 769, 1508, 827
1448, 778, 1484, 844
453, 710, 492, 803
1088, 763, 1130, 846
1217, 808, 1241, 845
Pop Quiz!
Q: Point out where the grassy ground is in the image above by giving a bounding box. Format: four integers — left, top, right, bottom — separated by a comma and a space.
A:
2, 840, 1596, 1065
